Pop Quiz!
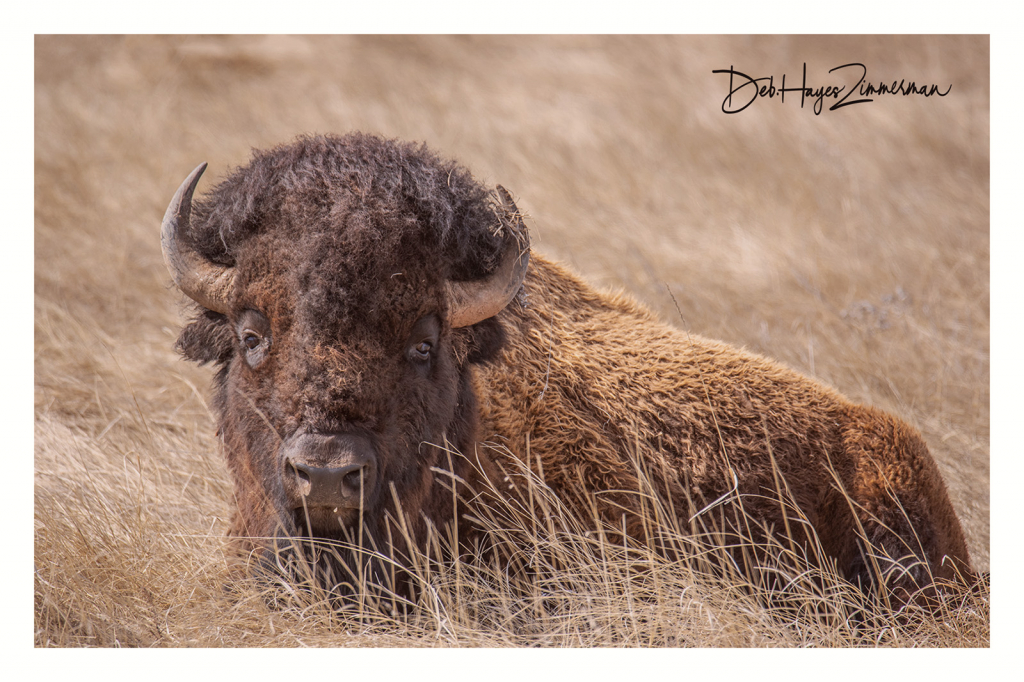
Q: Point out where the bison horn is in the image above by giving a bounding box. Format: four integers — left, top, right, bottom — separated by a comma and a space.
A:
446, 185, 531, 328
160, 162, 235, 315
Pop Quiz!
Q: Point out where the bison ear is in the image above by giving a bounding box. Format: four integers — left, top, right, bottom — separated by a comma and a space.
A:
465, 316, 507, 365
175, 309, 235, 365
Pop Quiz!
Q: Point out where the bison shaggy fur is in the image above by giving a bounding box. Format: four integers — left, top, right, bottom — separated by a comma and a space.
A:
166, 132, 973, 604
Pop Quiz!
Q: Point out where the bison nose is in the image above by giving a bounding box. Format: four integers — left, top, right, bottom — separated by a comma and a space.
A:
287, 459, 376, 507
281, 432, 378, 510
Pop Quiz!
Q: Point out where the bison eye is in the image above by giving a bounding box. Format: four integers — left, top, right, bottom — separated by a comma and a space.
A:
242, 331, 262, 350
411, 341, 432, 362
236, 309, 272, 368
406, 314, 440, 369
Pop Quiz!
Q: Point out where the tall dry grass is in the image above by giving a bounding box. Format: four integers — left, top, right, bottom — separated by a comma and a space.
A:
35, 35, 988, 647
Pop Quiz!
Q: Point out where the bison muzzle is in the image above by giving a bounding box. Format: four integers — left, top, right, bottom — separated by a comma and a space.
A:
283, 431, 377, 520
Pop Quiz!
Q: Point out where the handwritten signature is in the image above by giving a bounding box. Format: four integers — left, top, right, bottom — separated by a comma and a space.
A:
712, 63, 952, 115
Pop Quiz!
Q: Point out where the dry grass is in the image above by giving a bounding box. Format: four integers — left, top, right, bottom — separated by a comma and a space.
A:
34, 35, 988, 647
36, 439, 989, 648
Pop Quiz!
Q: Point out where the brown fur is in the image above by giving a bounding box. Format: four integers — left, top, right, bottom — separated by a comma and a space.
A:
481, 256, 973, 597
172, 133, 972, 601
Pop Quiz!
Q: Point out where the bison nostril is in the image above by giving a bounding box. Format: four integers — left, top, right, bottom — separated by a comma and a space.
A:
343, 467, 364, 494
288, 461, 312, 496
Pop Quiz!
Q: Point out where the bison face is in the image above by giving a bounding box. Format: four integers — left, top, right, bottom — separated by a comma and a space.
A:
219, 282, 457, 545
216, 250, 471, 545
161, 136, 529, 569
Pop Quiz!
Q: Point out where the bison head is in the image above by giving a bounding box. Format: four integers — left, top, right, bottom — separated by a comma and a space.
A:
163, 134, 528, 579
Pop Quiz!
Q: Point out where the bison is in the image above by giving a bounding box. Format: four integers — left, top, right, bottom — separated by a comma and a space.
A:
162, 133, 973, 605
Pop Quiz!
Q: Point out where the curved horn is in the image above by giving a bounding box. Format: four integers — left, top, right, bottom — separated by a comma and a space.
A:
446, 185, 531, 328
160, 163, 235, 314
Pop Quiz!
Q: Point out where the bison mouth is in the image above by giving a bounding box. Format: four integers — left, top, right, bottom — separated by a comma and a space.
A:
291, 504, 366, 539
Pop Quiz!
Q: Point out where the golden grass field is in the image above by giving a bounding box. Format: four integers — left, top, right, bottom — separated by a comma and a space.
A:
34, 35, 989, 647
